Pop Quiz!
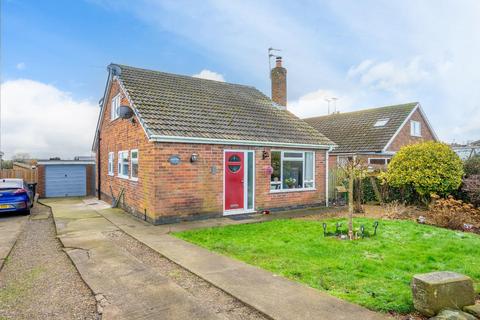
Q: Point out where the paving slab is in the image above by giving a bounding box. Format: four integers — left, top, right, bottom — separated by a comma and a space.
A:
0, 214, 27, 270
98, 203, 387, 320
44, 198, 221, 320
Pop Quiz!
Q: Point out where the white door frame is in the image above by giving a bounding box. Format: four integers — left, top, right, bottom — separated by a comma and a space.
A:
223, 149, 255, 216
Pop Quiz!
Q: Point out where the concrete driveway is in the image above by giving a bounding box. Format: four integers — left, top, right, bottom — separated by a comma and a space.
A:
0, 213, 27, 270
44, 198, 252, 320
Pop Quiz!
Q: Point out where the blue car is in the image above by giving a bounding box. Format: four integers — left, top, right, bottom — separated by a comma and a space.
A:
0, 179, 34, 215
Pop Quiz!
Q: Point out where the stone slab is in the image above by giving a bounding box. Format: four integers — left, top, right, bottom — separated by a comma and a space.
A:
463, 304, 480, 318
430, 308, 478, 320
412, 271, 476, 317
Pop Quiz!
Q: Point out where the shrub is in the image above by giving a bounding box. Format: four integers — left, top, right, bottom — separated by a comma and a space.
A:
361, 177, 419, 204
427, 195, 480, 231
464, 155, 480, 176
385, 142, 464, 204
461, 175, 480, 207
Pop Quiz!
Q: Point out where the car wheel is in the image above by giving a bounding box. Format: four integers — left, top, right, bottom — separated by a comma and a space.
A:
23, 208, 31, 215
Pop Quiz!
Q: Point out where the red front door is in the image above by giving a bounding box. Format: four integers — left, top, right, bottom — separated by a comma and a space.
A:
225, 151, 244, 211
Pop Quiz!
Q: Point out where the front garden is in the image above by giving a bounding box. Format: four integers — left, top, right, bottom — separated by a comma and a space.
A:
174, 218, 480, 314
176, 142, 480, 315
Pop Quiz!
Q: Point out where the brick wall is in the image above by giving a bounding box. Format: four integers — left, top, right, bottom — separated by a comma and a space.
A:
387, 109, 436, 152
97, 81, 328, 223
271, 58, 287, 107
37, 165, 45, 197
86, 164, 95, 196
97, 79, 158, 221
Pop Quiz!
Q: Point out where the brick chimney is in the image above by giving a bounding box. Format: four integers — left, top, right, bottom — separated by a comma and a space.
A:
271, 56, 287, 108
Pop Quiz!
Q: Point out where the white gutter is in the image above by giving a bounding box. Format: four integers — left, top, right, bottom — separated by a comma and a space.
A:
150, 134, 334, 149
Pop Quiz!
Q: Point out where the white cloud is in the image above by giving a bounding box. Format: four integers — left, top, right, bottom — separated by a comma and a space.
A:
288, 89, 354, 118
192, 69, 225, 82
0, 79, 99, 159
16, 62, 26, 70
90, 0, 480, 142
347, 57, 431, 93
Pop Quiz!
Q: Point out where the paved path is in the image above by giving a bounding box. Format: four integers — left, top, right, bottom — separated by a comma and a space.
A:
45, 198, 221, 320
98, 202, 387, 320
0, 214, 27, 270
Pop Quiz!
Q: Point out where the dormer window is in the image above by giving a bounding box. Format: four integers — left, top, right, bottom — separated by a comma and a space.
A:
374, 118, 389, 127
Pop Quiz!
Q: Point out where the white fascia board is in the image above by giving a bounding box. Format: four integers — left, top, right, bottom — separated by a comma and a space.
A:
91, 72, 152, 151
150, 134, 333, 149
37, 160, 95, 165
382, 103, 419, 153
330, 151, 395, 156
416, 104, 439, 141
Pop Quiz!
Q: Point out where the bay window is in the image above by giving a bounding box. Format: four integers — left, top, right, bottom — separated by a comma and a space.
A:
118, 151, 129, 178
270, 151, 315, 191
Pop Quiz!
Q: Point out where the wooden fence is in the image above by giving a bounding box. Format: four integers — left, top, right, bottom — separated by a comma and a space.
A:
0, 162, 37, 183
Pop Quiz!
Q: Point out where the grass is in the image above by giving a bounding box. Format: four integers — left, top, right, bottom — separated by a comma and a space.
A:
174, 218, 480, 313
0, 267, 45, 305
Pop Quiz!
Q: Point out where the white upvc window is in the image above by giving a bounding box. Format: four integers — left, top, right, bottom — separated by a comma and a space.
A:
130, 149, 139, 181
111, 94, 121, 120
368, 158, 388, 166
270, 151, 315, 192
117, 151, 129, 178
108, 152, 114, 176
410, 120, 422, 137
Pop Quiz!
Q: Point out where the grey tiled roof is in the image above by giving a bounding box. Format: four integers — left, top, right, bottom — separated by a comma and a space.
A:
304, 103, 418, 153
114, 64, 333, 147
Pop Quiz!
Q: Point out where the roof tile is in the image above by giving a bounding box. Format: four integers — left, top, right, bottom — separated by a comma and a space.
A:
304, 103, 418, 153
115, 64, 333, 147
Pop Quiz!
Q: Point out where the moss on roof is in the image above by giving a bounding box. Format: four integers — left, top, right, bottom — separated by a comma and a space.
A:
114, 64, 333, 147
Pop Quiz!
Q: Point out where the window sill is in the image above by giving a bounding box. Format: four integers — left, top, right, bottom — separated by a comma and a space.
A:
270, 188, 316, 194
130, 177, 138, 182
411, 134, 422, 138
117, 175, 129, 180
108, 173, 114, 176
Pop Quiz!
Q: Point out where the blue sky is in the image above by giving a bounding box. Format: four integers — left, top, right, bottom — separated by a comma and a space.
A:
2, 0, 480, 158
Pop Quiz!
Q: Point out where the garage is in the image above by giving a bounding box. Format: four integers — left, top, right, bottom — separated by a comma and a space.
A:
37, 160, 95, 198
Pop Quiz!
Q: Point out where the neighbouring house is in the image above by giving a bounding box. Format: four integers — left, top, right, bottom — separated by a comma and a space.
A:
450, 140, 480, 160
92, 59, 335, 224
304, 102, 438, 169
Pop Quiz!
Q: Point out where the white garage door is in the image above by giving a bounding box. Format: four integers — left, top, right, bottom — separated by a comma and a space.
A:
45, 165, 87, 197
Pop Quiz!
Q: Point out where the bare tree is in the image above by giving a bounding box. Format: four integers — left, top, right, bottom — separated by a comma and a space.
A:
339, 157, 368, 240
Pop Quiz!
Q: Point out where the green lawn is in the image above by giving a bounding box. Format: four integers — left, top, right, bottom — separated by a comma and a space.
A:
174, 218, 480, 313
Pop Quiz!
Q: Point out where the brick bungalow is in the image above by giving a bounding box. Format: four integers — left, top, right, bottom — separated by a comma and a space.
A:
304, 102, 438, 169
92, 59, 335, 224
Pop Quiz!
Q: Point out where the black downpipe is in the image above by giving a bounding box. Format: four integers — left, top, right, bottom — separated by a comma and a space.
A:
97, 131, 101, 200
